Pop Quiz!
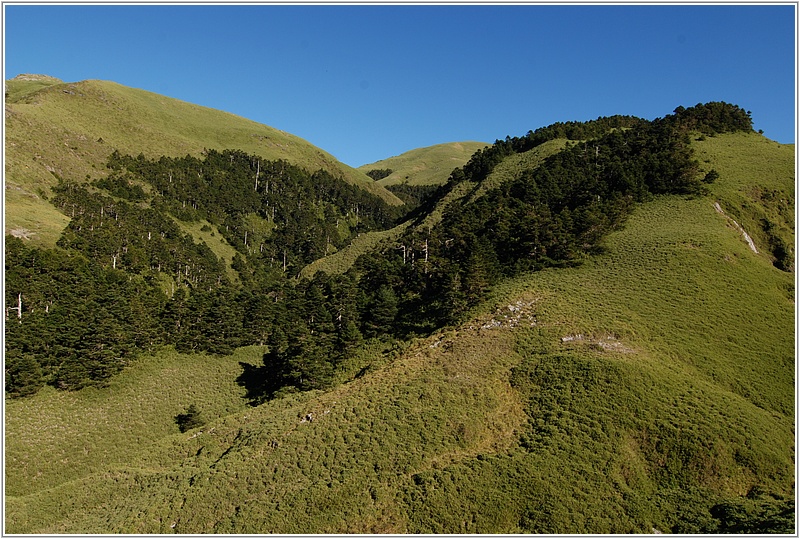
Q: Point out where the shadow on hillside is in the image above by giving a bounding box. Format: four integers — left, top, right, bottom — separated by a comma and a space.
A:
235, 356, 284, 406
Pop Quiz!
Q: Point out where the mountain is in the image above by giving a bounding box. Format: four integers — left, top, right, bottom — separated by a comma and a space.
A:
358, 141, 489, 186
4, 90, 795, 534
4, 74, 402, 247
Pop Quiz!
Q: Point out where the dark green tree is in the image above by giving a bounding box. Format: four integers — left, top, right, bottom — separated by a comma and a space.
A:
5, 351, 44, 398
363, 285, 399, 338
175, 404, 205, 432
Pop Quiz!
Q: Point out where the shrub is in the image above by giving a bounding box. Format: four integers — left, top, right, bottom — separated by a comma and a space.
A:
175, 404, 205, 432
703, 169, 720, 184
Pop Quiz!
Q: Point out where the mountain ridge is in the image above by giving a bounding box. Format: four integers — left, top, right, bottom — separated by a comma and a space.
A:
4, 75, 403, 246
3, 81, 795, 533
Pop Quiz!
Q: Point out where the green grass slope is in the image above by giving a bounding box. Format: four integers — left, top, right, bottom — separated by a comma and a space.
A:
4, 73, 63, 101
5, 75, 402, 247
5, 133, 794, 533
694, 132, 794, 271
300, 140, 567, 278
358, 141, 489, 186
299, 221, 412, 279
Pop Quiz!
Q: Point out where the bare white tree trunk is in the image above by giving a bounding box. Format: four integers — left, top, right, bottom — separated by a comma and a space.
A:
7, 293, 22, 320
398, 244, 407, 264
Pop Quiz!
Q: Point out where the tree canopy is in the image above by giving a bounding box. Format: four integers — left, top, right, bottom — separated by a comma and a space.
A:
5, 102, 755, 398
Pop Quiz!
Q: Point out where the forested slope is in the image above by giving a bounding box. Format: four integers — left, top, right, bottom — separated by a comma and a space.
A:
5, 100, 795, 533
4, 74, 401, 247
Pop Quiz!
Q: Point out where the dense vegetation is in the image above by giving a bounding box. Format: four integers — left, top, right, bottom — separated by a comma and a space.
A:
4, 102, 757, 398
364, 168, 393, 181
344, 102, 755, 335
5, 150, 402, 394
384, 182, 441, 212
5, 96, 794, 534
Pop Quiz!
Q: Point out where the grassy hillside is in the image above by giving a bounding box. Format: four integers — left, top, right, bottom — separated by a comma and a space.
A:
465, 138, 568, 203
5, 132, 793, 533
693, 132, 794, 271
4, 75, 401, 247
299, 221, 412, 279
300, 138, 569, 278
358, 141, 488, 186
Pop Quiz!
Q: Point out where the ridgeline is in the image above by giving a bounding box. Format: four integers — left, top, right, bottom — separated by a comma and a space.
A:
4, 78, 795, 533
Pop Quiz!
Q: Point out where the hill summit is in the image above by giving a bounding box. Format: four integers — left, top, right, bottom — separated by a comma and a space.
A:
4, 75, 401, 246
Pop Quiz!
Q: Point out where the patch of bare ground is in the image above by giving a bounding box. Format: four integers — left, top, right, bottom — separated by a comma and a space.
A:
560, 332, 635, 354
9, 227, 37, 240
461, 298, 540, 334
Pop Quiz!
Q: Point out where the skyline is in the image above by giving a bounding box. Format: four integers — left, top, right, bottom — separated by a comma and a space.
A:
4, 3, 796, 167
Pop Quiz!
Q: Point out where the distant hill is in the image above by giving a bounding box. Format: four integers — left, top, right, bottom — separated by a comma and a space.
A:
359, 141, 489, 186
4, 74, 402, 246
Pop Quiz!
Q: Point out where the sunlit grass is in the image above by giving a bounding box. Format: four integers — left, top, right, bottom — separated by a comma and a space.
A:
5, 132, 794, 533
5, 346, 257, 498
358, 141, 489, 186
694, 132, 794, 268
5, 77, 402, 249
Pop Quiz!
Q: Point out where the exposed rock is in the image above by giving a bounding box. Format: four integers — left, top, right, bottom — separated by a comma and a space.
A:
8, 227, 36, 240
714, 201, 758, 253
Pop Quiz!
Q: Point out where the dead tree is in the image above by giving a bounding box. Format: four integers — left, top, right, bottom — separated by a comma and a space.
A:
7, 293, 22, 321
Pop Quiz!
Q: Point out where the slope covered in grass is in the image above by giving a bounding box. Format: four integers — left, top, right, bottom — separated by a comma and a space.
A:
299, 139, 568, 278
5, 75, 401, 246
5, 132, 793, 534
5, 346, 258, 499
694, 132, 794, 271
358, 141, 488, 186
405, 187, 793, 533
299, 221, 412, 279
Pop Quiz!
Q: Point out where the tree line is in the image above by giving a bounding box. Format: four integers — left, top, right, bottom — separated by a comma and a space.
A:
342, 102, 754, 332
6, 150, 403, 396
5, 102, 754, 399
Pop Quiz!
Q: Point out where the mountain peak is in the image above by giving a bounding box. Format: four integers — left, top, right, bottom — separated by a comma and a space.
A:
9, 73, 63, 83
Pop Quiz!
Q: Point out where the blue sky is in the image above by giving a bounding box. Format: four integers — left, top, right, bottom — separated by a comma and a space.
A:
4, 3, 796, 167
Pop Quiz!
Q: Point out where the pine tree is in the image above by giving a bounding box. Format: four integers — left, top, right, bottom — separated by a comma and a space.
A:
175, 404, 205, 432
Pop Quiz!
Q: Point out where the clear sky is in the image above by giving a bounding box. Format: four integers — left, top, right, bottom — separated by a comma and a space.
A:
3, 3, 796, 167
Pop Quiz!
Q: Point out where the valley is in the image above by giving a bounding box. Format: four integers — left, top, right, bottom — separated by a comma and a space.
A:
4, 75, 795, 533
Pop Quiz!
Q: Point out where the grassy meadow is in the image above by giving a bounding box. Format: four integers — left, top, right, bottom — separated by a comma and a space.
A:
358, 141, 489, 186
5, 131, 794, 533
694, 132, 794, 270
5, 75, 401, 248
5, 346, 260, 499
